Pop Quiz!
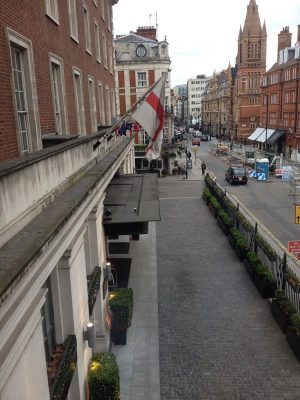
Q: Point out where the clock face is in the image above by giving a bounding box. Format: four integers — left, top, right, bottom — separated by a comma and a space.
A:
136, 45, 146, 57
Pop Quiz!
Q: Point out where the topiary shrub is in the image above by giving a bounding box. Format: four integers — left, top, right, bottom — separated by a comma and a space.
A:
235, 211, 253, 232
88, 353, 120, 400
109, 288, 133, 330
255, 233, 277, 261
217, 209, 234, 228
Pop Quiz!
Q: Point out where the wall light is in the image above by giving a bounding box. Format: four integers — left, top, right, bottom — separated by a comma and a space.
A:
104, 262, 113, 281
84, 322, 96, 348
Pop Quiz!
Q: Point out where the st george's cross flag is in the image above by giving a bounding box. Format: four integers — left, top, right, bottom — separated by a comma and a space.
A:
131, 74, 165, 161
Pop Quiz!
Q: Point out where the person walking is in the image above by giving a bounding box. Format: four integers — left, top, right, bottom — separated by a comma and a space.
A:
201, 162, 207, 176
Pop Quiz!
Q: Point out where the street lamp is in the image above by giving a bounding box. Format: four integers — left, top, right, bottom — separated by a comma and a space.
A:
235, 124, 238, 143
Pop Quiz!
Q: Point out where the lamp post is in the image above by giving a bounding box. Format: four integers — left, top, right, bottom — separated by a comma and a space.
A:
235, 124, 238, 143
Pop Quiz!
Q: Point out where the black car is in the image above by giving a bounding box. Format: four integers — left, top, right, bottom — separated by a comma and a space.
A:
200, 135, 209, 141
225, 166, 248, 185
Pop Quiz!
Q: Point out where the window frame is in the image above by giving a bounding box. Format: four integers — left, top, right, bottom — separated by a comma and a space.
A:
83, 3, 92, 54
73, 67, 86, 135
137, 72, 147, 87
67, 0, 79, 43
44, 0, 59, 24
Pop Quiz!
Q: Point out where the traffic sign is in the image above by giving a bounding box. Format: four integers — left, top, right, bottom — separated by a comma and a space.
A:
295, 204, 300, 224
288, 240, 300, 253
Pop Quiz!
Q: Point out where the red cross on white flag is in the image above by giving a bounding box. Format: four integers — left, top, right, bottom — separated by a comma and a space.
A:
132, 74, 166, 161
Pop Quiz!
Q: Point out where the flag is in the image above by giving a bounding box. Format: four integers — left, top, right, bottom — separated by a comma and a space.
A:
131, 75, 165, 161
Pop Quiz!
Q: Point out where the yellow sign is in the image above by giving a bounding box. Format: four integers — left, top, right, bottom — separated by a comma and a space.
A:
295, 204, 300, 224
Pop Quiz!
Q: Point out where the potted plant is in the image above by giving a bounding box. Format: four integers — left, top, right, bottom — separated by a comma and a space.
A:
228, 227, 240, 250
253, 263, 276, 298
88, 352, 120, 400
208, 195, 221, 218
255, 233, 277, 262
235, 235, 248, 261
109, 288, 133, 345
202, 187, 211, 205
271, 290, 297, 333
287, 314, 300, 362
285, 268, 300, 293
244, 252, 261, 281
217, 209, 234, 235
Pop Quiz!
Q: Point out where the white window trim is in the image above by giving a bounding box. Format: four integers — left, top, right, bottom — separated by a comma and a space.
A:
93, 0, 98, 6
98, 81, 105, 126
44, 0, 59, 25
7, 28, 42, 154
105, 85, 111, 125
102, 32, 108, 69
94, 19, 101, 63
73, 67, 86, 135
83, 3, 92, 55
49, 53, 69, 135
67, 0, 79, 43
88, 76, 97, 133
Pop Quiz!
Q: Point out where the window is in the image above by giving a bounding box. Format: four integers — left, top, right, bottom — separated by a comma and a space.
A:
284, 91, 290, 103
44, 0, 59, 23
73, 67, 86, 135
102, 32, 108, 69
111, 88, 116, 119
284, 69, 291, 81
83, 4, 91, 53
50, 54, 68, 135
88, 77, 97, 133
41, 278, 56, 361
101, 0, 105, 20
137, 72, 147, 87
8, 28, 41, 155
283, 112, 289, 127
270, 93, 277, 104
105, 85, 111, 125
68, 0, 78, 41
291, 90, 296, 103
94, 21, 101, 63
270, 112, 277, 125
98, 82, 105, 126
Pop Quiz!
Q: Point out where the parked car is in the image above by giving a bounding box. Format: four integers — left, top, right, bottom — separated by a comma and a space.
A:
192, 139, 200, 146
200, 135, 209, 141
225, 166, 248, 185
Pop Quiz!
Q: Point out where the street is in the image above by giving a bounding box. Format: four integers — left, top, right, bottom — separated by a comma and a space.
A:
188, 133, 300, 248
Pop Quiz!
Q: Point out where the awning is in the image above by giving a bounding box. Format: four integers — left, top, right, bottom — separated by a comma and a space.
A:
248, 127, 285, 144
267, 129, 285, 144
103, 174, 160, 236
248, 127, 275, 143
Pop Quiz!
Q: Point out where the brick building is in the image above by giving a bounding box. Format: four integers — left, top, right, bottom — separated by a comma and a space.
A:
254, 25, 300, 159
0, 0, 117, 163
201, 0, 266, 142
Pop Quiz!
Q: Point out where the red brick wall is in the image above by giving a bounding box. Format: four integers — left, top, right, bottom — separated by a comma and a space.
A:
0, 0, 116, 162
148, 70, 155, 86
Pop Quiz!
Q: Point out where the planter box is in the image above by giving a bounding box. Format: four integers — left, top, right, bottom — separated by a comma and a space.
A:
287, 326, 300, 362
286, 278, 300, 293
244, 259, 255, 281
235, 245, 246, 261
202, 195, 209, 205
228, 235, 235, 250
110, 329, 127, 345
254, 275, 275, 299
270, 301, 290, 333
217, 217, 230, 236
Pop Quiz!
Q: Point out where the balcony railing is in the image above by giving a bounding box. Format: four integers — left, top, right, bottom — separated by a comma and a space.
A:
49, 335, 77, 400
88, 266, 101, 316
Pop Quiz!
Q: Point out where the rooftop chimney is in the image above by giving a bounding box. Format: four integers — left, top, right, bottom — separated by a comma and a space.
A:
135, 26, 157, 41
277, 26, 292, 62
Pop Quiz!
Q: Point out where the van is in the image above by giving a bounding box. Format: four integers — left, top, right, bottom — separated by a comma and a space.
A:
225, 166, 248, 185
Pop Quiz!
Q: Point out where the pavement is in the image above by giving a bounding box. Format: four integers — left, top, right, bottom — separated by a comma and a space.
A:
112, 152, 300, 399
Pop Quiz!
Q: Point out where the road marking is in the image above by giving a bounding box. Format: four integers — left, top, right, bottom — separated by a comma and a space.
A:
160, 197, 200, 200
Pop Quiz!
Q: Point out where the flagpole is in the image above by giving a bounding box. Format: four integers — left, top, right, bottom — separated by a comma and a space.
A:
103, 72, 166, 139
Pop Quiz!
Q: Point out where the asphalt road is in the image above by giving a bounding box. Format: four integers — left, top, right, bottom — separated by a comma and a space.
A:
188, 134, 300, 248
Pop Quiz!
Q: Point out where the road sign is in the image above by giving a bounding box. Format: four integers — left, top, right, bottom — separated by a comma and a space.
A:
295, 204, 300, 224
257, 172, 266, 181
288, 240, 300, 253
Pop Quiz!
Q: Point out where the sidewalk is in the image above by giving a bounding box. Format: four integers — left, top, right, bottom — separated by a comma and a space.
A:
112, 156, 300, 399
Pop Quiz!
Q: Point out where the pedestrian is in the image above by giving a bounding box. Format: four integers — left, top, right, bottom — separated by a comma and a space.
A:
201, 162, 206, 176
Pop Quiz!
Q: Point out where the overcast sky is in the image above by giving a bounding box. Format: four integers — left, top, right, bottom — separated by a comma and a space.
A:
113, 0, 300, 87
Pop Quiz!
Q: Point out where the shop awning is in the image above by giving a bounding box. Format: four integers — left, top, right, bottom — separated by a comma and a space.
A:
103, 174, 160, 236
248, 127, 285, 144
267, 129, 285, 144
248, 127, 276, 143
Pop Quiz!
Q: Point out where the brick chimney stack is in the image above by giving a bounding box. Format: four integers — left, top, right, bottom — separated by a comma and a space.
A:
135, 26, 157, 41
277, 26, 292, 62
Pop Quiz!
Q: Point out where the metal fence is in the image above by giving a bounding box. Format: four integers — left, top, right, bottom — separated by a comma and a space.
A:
205, 171, 300, 314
